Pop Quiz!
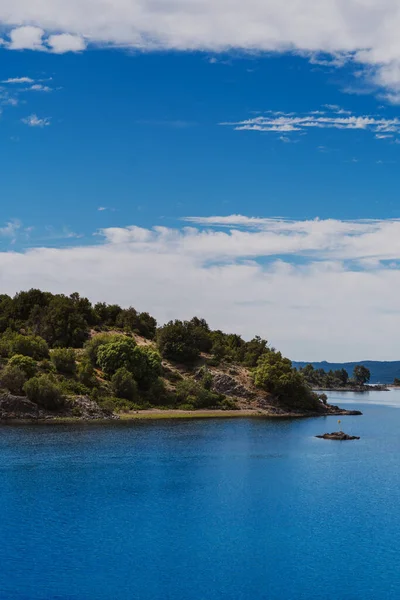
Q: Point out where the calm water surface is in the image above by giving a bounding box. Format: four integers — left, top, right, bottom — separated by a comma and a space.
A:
1, 390, 400, 600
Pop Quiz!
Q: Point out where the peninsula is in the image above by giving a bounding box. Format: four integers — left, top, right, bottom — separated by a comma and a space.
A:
0, 289, 362, 422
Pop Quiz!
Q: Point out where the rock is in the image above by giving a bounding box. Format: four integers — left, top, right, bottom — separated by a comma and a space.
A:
0, 393, 117, 421
211, 373, 253, 399
316, 431, 360, 440
65, 396, 118, 420
0, 393, 43, 420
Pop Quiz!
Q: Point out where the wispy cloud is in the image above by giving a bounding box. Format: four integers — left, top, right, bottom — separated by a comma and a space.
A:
22, 114, 51, 127
28, 84, 52, 92
221, 109, 400, 139
0, 220, 21, 239
2, 77, 34, 84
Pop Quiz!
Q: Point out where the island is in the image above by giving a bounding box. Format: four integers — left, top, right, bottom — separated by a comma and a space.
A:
0, 289, 363, 422
316, 431, 360, 441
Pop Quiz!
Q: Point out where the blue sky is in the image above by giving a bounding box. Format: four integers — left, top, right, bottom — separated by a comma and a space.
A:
2, 4, 400, 360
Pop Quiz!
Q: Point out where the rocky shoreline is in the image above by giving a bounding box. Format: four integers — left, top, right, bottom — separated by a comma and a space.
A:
0, 393, 362, 422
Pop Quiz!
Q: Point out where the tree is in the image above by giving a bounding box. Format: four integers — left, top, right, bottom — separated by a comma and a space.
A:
51, 348, 76, 374
8, 355, 37, 379
0, 332, 49, 360
94, 302, 122, 326
97, 338, 161, 388
253, 351, 320, 410
0, 365, 27, 395
111, 368, 138, 401
33, 294, 90, 348
353, 365, 370, 385
77, 358, 96, 387
157, 320, 202, 363
24, 375, 65, 410
84, 333, 122, 366
335, 368, 349, 386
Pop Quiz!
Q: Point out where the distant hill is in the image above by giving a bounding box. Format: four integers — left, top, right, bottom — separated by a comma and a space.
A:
292, 361, 400, 384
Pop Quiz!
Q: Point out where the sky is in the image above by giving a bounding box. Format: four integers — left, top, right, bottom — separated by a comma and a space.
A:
2, 2, 400, 361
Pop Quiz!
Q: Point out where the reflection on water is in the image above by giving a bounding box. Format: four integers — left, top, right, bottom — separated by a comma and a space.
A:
327, 387, 400, 408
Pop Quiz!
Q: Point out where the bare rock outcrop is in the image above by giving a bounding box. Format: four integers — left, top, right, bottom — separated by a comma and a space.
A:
316, 431, 360, 440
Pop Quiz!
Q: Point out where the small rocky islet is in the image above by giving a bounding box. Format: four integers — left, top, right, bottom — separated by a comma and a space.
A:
316, 431, 360, 441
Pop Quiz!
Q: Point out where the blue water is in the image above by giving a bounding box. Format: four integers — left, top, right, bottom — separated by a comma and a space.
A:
1, 390, 400, 600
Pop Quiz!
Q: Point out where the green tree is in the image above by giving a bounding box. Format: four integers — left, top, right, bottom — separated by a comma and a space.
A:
77, 358, 96, 387
353, 365, 370, 385
0, 332, 49, 360
98, 338, 161, 388
253, 351, 319, 410
157, 320, 202, 363
31, 294, 90, 348
51, 348, 76, 374
0, 365, 27, 395
8, 355, 37, 378
84, 333, 122, 366
111, 367, 138, 401
24, 375, 65, 410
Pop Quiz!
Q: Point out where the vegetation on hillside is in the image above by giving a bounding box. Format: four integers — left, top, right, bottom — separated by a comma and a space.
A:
299, 363, 371, 388
0, 289, 325, 415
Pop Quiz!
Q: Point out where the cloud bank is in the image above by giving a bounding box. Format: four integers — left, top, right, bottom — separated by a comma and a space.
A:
3, 1, 400, 96
2, 216, 400, 362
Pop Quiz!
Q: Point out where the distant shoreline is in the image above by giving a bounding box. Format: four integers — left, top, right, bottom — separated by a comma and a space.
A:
313, 385, 389, 393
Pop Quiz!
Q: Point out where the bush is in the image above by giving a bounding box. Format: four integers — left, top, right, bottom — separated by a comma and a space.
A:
23, 375, 65, 410
175, 379, 224, 409
38, 359, 56, 373
77, 358, 97, 387
157, 320, 203, 364
142, 377, 172, 406
84, 333, 122, 366
51, 348, 76, 374
98, 338, 161, 388
8, 354, 37, 378
111, 368, 138, 401
0, 365, 27, 395
253, 351, 319, 410
0, 332, 49, 360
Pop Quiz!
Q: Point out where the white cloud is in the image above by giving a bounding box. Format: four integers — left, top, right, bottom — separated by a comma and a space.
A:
222, 110, 400, 139
8, 26, 44, 51
29, 84, 52, 92
21, 114, 51, 127
4, 1, 400, 95
47, 33, 86, 54
3, 216, 400, 361
2, 77, 34, 84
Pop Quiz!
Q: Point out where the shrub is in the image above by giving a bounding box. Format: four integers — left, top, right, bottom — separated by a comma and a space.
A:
111, 368, 138, 401
84, 333, 122, 366
0, 332, 49, 360
23, 375, 65, 410
51, 348, 76, 374
142, 377, 172, 406
77, 358, 96, 387
157, 320, 202, 364
38, 359, 56, 373
175, 379, 224, 409
0, 365, 27, 395
98, 339, 161, 388
8, 354, 37, 378
253, 351, 319, 410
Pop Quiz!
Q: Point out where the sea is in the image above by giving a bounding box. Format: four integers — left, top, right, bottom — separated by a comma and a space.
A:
1, 389, 400, 600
